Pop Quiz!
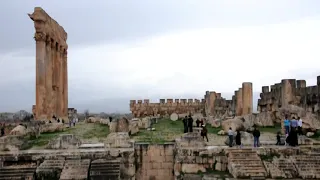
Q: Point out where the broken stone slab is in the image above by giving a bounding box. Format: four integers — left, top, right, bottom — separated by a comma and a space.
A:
104, 132, 134, 148
46, 134, 81, 149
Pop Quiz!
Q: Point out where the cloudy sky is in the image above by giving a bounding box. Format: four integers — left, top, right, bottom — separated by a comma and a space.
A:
0, 0, 320, 113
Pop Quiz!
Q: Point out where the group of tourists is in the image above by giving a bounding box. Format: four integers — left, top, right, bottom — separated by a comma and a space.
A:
182, 116, 209, 142
228, 126, 261, 148
283, 115, 302, 147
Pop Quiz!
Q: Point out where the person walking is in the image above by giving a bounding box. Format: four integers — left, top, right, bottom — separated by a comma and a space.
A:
201, 125, 209, 142
297, 117, 303, 135
235, 130, 242, 148
228, 127, 234, 147
252, 127, 260, 148
284, 115, 290, 135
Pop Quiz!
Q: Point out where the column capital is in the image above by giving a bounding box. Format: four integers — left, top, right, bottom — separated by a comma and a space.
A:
34, 32, 46, 41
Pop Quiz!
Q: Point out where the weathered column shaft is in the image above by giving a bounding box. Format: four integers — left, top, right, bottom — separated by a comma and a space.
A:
56, 46, 62, 117
51, 41, 57, 116
317, 76, 320, 119
63, 50, 68, 118
209, 91, 216, 116
236, 88, 243, 116
59, 47, 65, 118
281, 79, 296, 107
242, 82, 253, 115
35, 32, 47, 120
45, 37, 53, 120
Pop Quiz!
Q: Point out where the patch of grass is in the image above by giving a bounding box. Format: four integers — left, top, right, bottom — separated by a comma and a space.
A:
259, 123, 281, 134
25, 122, 110, 149
207, 126, 223, 134
132, 118, 183, 143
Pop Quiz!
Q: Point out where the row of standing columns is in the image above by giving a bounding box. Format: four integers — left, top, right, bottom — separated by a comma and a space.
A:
34, 32, 68, 121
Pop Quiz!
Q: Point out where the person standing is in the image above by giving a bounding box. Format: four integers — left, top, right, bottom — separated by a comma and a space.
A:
228, 127, 234, 147
183, 116, 188, 133
235, 130, 242, 148
297, 117, 303, 135
0, 123, 4, 137
187, 115, 193, 132
196, 119, 200, 127
284, 115, 290, 135
291, 117, 298, 129
201, 125, 209, 142
252, 127, 260, 148
275, 131, 281, 145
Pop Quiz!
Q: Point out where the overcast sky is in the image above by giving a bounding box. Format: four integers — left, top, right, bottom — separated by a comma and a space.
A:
0, 0, 320, 113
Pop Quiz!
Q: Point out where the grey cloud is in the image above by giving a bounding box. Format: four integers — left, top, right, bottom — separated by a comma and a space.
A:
1, 0, 320, 53
1, 0, 320, 112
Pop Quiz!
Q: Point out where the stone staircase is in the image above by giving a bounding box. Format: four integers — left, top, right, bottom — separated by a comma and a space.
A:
227, 148, 267, 178
60, 159, 91, 180
0, 165, 36, 180
89, 159, 120, 180
36, 159, 65, 179
292, 153, 320, 179
264, 157, 297, 178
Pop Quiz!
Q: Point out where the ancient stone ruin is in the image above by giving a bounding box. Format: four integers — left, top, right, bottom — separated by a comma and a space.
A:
130, 82, 253, 118
204, 82, 253, 118
258, 77, 320, 117
29, 7, 68, 121
130, 99, 205, 118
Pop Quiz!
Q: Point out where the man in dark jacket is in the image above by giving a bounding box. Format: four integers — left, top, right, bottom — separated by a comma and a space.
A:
183, 116, 188, 133
252, 127, 260, 147
187, 115, 193, 132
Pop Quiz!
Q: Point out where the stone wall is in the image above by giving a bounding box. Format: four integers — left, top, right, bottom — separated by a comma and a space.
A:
130, 99, 204, 118
135, 143, 175, 180
29, 7, 68, 121
257, 76, 320, 116
204, 82, 253, 118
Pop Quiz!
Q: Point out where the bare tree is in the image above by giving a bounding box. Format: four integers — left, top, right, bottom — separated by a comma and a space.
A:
84, 109, 90, 120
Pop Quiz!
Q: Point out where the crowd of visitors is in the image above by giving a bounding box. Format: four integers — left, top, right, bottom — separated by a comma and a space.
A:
284, 115, 303, 147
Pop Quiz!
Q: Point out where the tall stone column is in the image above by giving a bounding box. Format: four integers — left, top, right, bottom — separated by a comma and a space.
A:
242, 82, 253, 116
56, 46, 62, 117
63, 50, 68, 119
317, 76, 320, 119
236, 88, 243, 116
51, 41, 57, 116
45, 37, 53, 120
209, 91, 216, 116
34, 32, 47, 120
59, 47, 65, 119
281, 79, 296, 107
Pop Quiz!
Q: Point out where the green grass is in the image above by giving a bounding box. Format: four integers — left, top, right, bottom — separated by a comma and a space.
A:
259, 123, 282, 134
24, 122, 110, 149
132, 118, 222, 143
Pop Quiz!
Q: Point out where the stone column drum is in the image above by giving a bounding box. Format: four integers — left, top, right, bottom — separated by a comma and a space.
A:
209, 91, 216, 116
317, 76, 320, 119
281, 79, 296, 106
236, 88, 243, 116
45, 37, 53, 120
34, 32, 47, 120
242, 82, 253, 116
